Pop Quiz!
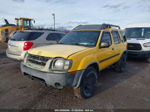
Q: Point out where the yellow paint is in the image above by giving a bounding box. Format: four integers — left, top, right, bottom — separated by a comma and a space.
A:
0, 17, 33, 42
28, 28, 127, 72
28, 44, 88, 58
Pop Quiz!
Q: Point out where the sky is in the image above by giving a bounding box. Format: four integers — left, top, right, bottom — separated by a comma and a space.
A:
0, 0, 150, 29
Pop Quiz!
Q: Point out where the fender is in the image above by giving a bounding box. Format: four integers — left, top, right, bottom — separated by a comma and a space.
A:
77, 54, 99, 70
73, 62, 99, 88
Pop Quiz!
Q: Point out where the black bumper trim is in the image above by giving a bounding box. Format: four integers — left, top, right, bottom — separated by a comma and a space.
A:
128, 51, 150, 58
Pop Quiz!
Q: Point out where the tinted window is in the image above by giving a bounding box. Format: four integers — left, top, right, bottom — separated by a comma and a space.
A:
119, 30, 127, 42
11, 32, 43, 41
125, 27, 150, 39
126, 28, 142, 39
123, 36, 127, 42
59, 31, 100, 47
46, 33, 64, 42
101, 32, 112, 45
143, 28, 150, 38
112, 31, 121, 44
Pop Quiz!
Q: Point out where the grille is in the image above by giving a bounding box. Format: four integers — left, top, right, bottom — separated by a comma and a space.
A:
127, 43, 142, 50
27, 54, 50, 66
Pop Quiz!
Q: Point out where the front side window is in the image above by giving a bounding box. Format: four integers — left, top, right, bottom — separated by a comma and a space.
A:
112, 31, 121, 44
59, 31, 100, 47
101, 31, 112, 46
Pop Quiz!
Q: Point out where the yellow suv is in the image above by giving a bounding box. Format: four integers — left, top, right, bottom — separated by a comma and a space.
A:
21, 24, 127, 99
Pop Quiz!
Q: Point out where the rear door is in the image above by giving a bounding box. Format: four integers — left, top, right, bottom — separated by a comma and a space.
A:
111, 30, 123, 62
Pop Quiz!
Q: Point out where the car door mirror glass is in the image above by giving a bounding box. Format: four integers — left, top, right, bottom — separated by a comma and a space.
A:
100, 42, 110, 48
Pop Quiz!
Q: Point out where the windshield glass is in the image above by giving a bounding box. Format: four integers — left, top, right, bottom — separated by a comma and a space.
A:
11, 31, 43, 41
59, 31, 100, 47
126, 28, 150, 39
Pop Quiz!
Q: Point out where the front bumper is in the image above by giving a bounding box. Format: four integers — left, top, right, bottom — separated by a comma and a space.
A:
21, 64, 83, 89
127, 50, 150, 58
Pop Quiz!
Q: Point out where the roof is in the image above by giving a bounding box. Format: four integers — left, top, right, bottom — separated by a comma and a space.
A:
126, 23, 150, 28
17, 30, 64, 33
15, 17, 33, 20
74, 25, 103, 30
73, 24, 120, 30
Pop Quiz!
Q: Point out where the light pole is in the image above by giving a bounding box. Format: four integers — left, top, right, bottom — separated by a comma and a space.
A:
52, 13, 55, 30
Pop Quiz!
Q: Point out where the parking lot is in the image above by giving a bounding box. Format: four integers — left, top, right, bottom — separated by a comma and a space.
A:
0, 42, 150, 110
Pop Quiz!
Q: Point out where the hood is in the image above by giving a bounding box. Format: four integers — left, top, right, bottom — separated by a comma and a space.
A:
28, 44, 88, 58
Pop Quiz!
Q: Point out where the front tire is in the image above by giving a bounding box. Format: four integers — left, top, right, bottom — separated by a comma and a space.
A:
74, 67, 97, 99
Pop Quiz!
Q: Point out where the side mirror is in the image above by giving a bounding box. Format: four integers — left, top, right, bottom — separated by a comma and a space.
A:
100, 42, 110, 48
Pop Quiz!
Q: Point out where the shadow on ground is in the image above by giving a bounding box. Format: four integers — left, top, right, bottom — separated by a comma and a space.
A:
96, 58, 148, 96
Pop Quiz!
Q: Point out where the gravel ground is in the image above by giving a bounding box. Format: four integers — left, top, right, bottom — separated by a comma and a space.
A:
0, 43, 150, 111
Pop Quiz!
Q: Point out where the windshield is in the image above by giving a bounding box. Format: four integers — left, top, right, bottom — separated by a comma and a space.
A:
59, 31, 100, 47
126, 28, 150, 39
11, 31, 43, 41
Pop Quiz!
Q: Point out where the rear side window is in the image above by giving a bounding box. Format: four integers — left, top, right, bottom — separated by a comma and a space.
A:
11, 32, 43, 41
120, 30, 127, 42
123, 35, 127, 42
46, 33, 64, 41
112, 31, 121, 44
29, 32, 43, 40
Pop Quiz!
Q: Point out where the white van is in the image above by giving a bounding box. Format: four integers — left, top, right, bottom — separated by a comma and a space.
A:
125, 23, 150, 62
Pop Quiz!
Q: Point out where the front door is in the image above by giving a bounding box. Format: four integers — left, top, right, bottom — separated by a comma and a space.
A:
97, 31, 114, 70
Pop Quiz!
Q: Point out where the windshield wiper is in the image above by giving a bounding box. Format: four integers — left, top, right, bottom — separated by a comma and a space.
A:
72, 43, 81, 45
58, 43, 92, 47
58, 43, 78, 45
58, 42, 65, 44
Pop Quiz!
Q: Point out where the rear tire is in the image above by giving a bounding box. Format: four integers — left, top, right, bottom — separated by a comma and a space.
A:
146, 57, 150, 63
74, 67, 97, 99
114, 54, 127, 72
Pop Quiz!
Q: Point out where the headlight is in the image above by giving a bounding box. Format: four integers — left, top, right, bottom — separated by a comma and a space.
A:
143, 42, 150, 47
51, 58, 72, 71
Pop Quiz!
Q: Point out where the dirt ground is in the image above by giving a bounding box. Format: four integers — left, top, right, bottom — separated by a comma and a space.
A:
0, 43, 150, 110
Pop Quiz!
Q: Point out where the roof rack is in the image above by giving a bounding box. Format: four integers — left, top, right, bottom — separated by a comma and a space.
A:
102, 24, 120, 29
73, 24, 120, 30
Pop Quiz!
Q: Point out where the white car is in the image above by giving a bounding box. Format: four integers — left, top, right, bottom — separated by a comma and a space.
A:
6, 30, 65, 60
125, 23, 150, 62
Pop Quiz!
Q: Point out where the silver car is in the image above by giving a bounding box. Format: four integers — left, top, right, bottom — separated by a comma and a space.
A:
6, 30, 65, 60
